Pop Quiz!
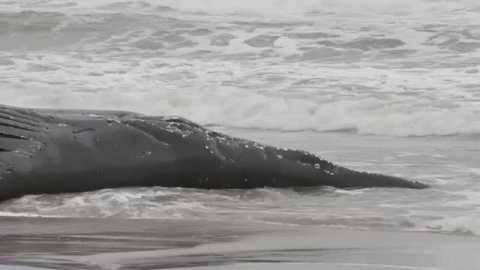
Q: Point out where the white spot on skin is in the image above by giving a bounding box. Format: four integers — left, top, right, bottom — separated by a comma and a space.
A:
244, 178, 248, 182
323, 169, 334, 175
245, 145, 249, 148
314, 163, 321, 169
277, 155, 283, 159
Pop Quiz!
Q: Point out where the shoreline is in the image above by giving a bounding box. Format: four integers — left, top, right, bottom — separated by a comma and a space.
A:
1, 218, 479, 269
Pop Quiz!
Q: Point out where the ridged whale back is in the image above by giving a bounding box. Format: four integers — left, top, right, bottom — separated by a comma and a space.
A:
0, 104, 428, 203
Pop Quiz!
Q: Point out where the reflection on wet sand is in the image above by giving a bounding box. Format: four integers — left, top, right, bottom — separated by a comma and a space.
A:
1, 218, 479, 270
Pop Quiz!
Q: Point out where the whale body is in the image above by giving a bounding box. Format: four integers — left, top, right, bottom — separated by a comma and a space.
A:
0, 104, 427, 202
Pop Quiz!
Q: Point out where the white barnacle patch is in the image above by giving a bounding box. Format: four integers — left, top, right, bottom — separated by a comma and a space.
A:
277, 154, 283, 159
314, 163, 321, 169
324, 169, 334, 175
107, 118, 121, 125
253, 143, 265, 150
13, 148, 34, 158
28, 140, 44, 151
252, 143, 260, 149
205, 145, 209, 150
57, 123, 67, 127
245, 145, 249, 149
165, 122, 194, 138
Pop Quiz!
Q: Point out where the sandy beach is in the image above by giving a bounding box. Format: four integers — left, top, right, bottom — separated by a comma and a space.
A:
1, 217, 479, 270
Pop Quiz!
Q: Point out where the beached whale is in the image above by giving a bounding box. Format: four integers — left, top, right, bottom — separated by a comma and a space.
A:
0, 104, 427, 202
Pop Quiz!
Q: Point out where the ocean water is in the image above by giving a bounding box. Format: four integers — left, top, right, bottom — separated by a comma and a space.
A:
0, 0, 480, 269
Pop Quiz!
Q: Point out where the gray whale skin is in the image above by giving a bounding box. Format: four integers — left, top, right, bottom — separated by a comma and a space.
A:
0, 104, 427, 202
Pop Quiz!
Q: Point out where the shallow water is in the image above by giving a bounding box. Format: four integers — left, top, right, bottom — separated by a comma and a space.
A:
0, 0, 480, 268
1, 129, 479, 235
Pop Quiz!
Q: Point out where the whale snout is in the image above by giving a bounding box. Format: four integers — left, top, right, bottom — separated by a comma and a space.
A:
332, 169, 429, 189
365, 173, 429, 189
409, 180, 429, 189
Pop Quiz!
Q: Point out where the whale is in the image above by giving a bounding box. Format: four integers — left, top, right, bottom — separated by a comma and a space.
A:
0, 104, 427, 202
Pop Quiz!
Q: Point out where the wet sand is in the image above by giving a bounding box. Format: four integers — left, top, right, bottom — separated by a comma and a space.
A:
1, 217, 479, 270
